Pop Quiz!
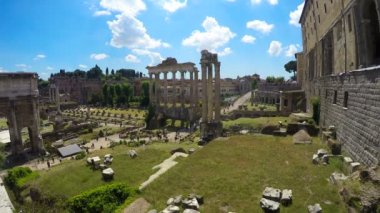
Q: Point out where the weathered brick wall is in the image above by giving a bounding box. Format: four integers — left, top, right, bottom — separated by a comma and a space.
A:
317, 68, 380, 166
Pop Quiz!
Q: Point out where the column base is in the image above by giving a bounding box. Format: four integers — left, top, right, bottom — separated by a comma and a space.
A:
199, 121, 223, 145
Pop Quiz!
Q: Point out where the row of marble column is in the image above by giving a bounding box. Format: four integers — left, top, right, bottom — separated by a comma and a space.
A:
149, 70, 199, 109
201, 61, 221, 123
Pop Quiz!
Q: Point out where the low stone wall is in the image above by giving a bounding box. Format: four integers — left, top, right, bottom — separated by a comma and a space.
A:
223, 110, 290, 120
317, 68, 380, 166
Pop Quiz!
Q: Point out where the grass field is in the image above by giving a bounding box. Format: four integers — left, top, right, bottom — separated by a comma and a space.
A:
223, 117, 290, 129
0, 117, 7, 129
25, 143, 198, 199
142, 135, 345, 212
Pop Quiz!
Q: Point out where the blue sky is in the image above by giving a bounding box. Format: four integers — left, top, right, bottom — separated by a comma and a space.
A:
0, 0, 305, 79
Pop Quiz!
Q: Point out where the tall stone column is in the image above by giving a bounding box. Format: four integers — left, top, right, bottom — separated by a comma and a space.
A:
164, 72, 168, 108
194, 69, 199, 108
30, 98, 43, 153
8, 100, 23, 155
155, 73, 160, 106
214, 62, 221, 122
149, 73, 154, 105
180, 71, 185, 108
201, 64, 208, 122
172, 71, 176, 108
189, 71, 194, 107
207, 64, 213, 121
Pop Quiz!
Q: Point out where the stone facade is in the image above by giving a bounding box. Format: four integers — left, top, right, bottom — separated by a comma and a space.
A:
0, 73, 44, 155
49, 75, 102, 104
299, 0, 380, 165
317, 68, 380, 165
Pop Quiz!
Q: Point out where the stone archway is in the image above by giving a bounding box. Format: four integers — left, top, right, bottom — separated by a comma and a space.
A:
361, 0, 380, 66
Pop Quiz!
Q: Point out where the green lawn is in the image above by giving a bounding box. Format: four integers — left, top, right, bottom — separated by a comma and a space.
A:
223, 117, 290, 129
0, 117, 7, 129
142, 135, 345, 212
25, 143, 198, 200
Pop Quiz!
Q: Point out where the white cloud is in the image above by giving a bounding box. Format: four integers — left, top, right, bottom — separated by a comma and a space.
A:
156, 0, 187, 13
268, 41, 282, 56
90, 53, 109, 60
241, 35, 256, 44
226, 0, 236, 2
132, 49, 164, 65
218, 47, 232, 56
79, 64, 88, 69
267, 0, 278, 5
34, 54, 46, 60
99, 0, 146, 16
182, 16, 236, 56
107, 13, 169, 49
46, 66, 54, 71
15, 64, 29, 71
125, 54, 140, 63
251, 0, 278, 5
94, 10, 111, 16
251, 0, 262, 5
285, 44, 298, 57
0, 67, 6, 73
247, 20, 274, 34
289, 2, 304, 27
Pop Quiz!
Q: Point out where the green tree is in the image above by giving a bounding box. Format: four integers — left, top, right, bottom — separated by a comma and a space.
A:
122, 84, 132, 106
109, 85, 116, 106
266, 76, 275, 83
284, 60, 297, 80
106, 67, 109, 80
87, 65, 103, 79
102, 84, 109, 106
140, 81, 150, 107
251, 79, 258, 90
111, 69, 115, 75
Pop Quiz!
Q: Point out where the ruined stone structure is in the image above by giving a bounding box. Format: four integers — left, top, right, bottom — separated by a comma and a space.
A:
49, 75, 102, 104
147, 58, 201, 127
299, 0, 380, 165
253, 83, 306, 113
200, 50, 223, 139
0, 73, 44, 155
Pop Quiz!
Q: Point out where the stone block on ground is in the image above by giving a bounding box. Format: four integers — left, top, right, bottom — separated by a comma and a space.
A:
349, 162, 361, 174
260, 198, 280, 212
293, 129, 312, 144
307, 203, 322, 213
327, 139, 341, 155
183, 209, 200, 213
188, 148, 196, 154
182, 198, 199, 210
123, 198, 151, 213
129, 150, 138, 159
312, 154, 319, 164
173, 195, 183, 205
280, 189, 292, 206
162, 205, 180, 213
317, 149, 328, 158
167, 197, 175, 206
170, 148, 187, 155
262, 187, 281, 202
329, 172, 348, 185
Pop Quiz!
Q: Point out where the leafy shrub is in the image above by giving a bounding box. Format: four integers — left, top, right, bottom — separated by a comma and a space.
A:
5, 167, 37, 189
75, 152, 86, 160
67, 183, 134, 213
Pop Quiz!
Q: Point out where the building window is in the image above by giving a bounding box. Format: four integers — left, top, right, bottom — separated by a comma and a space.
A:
284, 99, 288, 107
318, 15, 321, 23
333, 91, 337, 104
324, 4, 327, 13
347, 14, 352, 32
316, 2, 319, 8
325, 89, 328, 98
344, 92, 348, 108
336, 20, 342, 40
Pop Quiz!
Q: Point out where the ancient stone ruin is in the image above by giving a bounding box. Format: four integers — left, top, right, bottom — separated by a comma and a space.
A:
200, 50, 223, 140
0, 73, 44, 155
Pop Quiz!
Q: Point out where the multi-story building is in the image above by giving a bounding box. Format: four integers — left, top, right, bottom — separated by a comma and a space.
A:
298, 0, 380, 165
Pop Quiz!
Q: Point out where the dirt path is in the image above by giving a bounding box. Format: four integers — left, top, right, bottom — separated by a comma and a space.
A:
0, 178, 14, 213
223, 91, 252, 114
139, 152, 189, 190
